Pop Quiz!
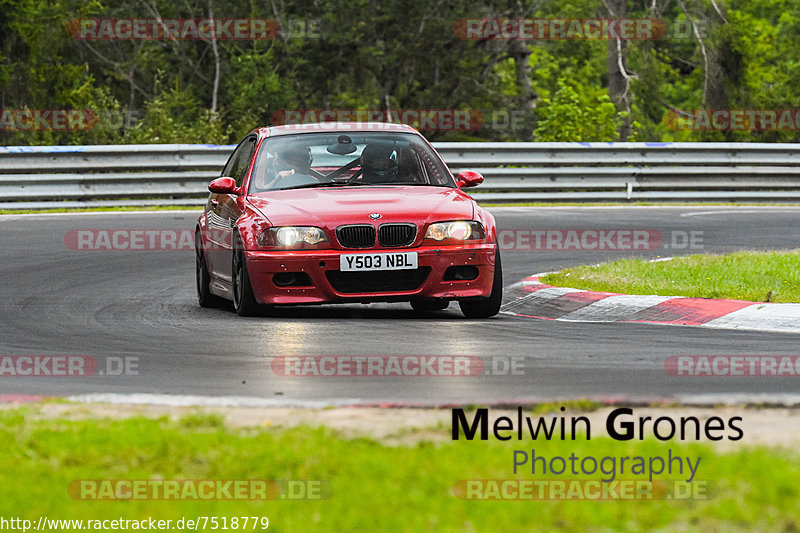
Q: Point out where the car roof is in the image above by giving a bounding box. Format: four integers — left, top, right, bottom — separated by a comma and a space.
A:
253, 121, 420, 138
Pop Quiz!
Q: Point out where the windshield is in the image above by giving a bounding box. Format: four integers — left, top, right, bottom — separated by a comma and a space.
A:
248, 132, 455, 193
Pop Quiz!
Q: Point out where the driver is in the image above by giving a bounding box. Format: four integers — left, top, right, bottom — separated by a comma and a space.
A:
256, 145, 317, 190
360, 144, 399, 183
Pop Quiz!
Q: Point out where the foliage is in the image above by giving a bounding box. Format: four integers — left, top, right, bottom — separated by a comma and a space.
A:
534, 78, 631, 141
123, 85, 231, 144
1, 0, 799, 144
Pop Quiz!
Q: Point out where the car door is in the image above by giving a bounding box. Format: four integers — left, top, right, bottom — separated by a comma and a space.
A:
205, 135, 257, 281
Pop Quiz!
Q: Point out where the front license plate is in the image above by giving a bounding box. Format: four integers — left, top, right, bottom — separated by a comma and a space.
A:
339, 252, 418, 271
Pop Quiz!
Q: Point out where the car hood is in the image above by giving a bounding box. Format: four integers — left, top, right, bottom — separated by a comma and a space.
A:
247, 186, 475, 227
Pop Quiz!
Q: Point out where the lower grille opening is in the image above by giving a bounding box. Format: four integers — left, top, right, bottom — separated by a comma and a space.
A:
443, 265, 479, 281
273, 272, 313, 287
326, 267, 431, 293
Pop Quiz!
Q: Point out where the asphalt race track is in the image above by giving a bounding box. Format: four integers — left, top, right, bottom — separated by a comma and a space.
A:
1, 206, 799, 405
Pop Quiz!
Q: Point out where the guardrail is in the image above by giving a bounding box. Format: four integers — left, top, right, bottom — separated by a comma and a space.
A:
2, 142, 800, 208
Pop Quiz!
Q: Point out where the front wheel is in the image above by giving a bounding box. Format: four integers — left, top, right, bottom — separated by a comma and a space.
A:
232, 236, 263, 317
196, 233, 226, 308
459, 251, 503, 318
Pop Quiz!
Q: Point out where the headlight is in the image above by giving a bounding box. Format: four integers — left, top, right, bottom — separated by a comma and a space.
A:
424, 221, 485, 242
259, 226, 328, 247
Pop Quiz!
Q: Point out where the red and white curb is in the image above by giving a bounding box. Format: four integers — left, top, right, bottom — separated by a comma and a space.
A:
0, 394, 46, 403
502, 275, 800, 334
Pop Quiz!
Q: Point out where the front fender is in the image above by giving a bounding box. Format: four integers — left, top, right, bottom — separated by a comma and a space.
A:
475, 206, 498, 244
235, 203, 271, 250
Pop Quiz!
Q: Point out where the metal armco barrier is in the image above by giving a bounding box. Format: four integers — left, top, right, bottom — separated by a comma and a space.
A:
2, 142, 800, 208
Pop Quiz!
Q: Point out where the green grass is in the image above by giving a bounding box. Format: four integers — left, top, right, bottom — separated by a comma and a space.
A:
1, 408, 799, 532
529, 399, 604, 414
541, 250, 800, 303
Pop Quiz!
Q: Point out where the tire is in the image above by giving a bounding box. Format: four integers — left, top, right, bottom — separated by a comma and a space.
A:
232, 235, 264, 317
410, 299, 450, 311
459, 250, 503, 318
196, 232, 226, 308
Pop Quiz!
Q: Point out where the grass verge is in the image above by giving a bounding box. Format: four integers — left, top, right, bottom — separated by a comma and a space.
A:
541, 250, 800, 303
0, 408, 798, 532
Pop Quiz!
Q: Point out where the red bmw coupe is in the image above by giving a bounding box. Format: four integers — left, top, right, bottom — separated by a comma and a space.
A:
195, 122, 502, 318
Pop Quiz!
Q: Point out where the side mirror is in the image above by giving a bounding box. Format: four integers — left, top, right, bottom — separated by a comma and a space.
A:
456, 170, 484, 188
208, 176, 238, 194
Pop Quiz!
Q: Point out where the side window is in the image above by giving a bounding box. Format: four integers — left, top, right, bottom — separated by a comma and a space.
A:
222, 137, 257, 187
221, 142, 244, 180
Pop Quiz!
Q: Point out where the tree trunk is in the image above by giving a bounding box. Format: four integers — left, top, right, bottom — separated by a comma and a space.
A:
509, 39, 536, 111
208, 0, 220, 120
606, 0, 631, 140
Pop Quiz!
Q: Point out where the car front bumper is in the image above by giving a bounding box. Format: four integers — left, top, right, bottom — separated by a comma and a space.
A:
244, 243, 497, 305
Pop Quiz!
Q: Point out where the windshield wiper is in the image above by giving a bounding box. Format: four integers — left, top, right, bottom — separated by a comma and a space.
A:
376, 182, 442, 186
355, 182, 448, 187
280, 181, 364, 190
